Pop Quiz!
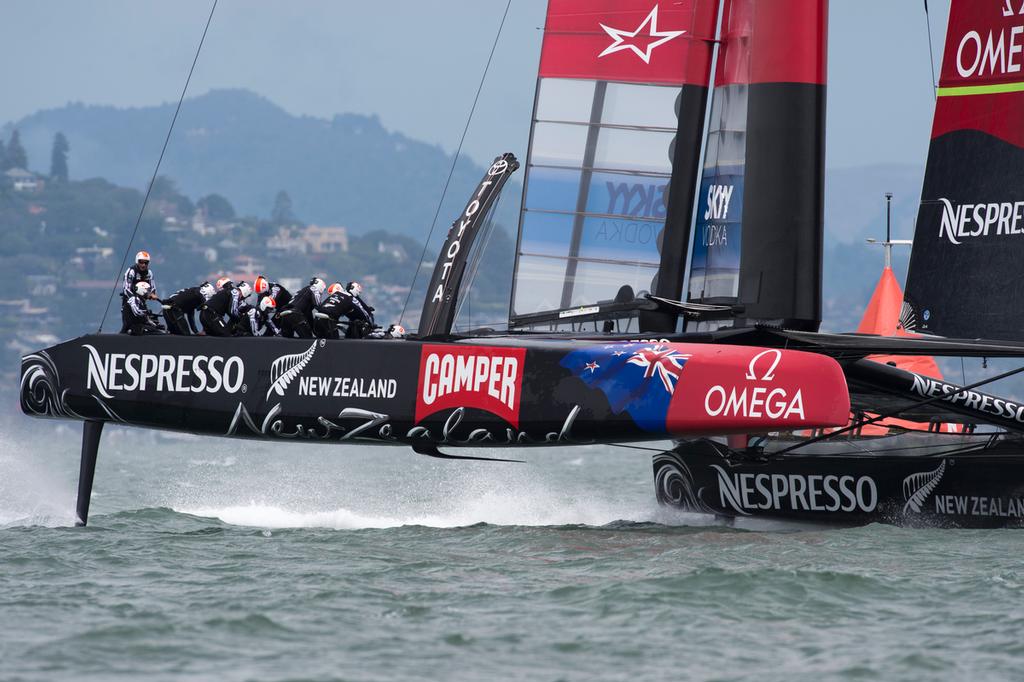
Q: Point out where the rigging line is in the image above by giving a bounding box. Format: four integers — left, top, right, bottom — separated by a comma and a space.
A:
773, 362, 1024, 456
923, 0, 938, 100
97, 0, 218, 333
398, 0, 513, 327
608, 442, 673, 454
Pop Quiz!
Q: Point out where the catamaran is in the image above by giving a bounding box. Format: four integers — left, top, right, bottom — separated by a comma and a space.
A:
21, 0, 1024, 528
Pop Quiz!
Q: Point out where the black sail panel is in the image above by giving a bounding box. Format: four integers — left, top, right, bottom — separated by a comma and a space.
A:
903, 2, 1024, 341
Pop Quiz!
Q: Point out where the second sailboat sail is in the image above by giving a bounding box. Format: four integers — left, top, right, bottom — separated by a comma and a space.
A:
509, 0, 718, 330
687, 0, 828, 331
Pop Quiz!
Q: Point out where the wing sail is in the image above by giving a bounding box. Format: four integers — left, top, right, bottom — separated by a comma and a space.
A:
903, 2, 1024, 341
509, 0, 719, 331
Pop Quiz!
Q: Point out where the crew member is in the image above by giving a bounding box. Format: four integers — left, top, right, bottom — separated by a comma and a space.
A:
312, 282, 347, 339
162, 281, 215, 335
278, 277, 326, 339
368, 324, 407, 340
201, 280, 252, 336
123, 281, 165, 336
254, 275, 292, 309
341, 281, 376, 338
235, 296, 281, 337
120, 250, 157, 333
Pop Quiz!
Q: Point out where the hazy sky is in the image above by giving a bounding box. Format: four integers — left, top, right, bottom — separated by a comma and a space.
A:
2, 0, 948, 168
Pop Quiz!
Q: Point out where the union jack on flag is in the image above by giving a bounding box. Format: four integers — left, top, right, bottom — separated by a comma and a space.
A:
560, 342, 691, 432
626, 345, 689, 394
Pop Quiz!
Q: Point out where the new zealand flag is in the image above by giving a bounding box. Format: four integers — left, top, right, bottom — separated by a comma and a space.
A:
560, 343, 690, 432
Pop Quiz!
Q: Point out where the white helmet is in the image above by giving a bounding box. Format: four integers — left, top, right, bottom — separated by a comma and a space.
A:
237, 281, 252, 299
388, 324, 406, 339
309, 277, 327, 295
135, 281, 151, 297
259, 296, 278, 314
215, 277, 233, 290
199, 282, 215, 300
347, 281, 363, 297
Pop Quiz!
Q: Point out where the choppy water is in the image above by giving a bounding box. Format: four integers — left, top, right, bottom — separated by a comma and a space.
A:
2, 421, 1024, 681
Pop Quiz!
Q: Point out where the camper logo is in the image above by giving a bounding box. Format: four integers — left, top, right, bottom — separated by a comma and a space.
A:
598, 5, 686, 64
416, 345, 525, 427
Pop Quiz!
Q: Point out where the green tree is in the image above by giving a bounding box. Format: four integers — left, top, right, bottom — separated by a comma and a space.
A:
0, 139, 7, 171
271, 190, 295, 224
197, 193, 235, 221
149, 175, 194, 216
6, 129, 27, 170
50, 132, 69, 182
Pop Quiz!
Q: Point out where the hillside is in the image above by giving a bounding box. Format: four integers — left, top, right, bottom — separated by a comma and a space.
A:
5, 89, 494, 238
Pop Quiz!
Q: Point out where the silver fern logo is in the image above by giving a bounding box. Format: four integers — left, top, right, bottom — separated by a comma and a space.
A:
266, 341, 319, 400
899, 300, 917, 332
902, 460, 947, 513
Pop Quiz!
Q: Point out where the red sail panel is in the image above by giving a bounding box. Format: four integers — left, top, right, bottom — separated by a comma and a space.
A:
931, 3, 1024, 147
538, 0, 717, 85
714, 0, 828, 86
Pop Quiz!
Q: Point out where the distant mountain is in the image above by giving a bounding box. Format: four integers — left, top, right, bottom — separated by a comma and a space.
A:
5, 89, 491, 238
6, 89, 932, 329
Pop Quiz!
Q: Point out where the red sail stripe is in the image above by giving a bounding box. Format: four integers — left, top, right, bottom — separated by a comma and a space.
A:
714, 0, 828, 86
538, 0, 718, 86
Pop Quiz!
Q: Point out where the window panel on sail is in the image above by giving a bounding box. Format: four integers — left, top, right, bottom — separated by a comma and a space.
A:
703, 130, 746, 169
600, 83, 680, 129
706, 83, 748, 132
576, 217, 662, 265
568, 260, 659, 307
535, 78, 596, 122
519, 212, 574, 258
591, 128, 675, 174
511, 255, 569, 316
524, 167, 668, 219
522, 167, 584, 214
520, 210, 662, 266
529, 123, 589, 168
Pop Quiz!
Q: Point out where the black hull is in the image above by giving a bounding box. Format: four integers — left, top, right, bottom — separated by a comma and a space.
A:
20, 334, 848, 448
655, 436, 1024, 528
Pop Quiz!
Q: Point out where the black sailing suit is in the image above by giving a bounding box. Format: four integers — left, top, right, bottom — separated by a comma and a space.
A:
262, 281, 292, 309
314, 290, 375, 339
123, 293, 164, 336
278, 285, 320, 339
200, 286, 245, 337
162, 285, 205, 335
119, 265, 155, 333
233, 307, 281, 337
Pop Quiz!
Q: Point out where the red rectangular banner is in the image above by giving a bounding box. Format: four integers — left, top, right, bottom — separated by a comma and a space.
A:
416, 345, 526, 428
538, 0, 718, 86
